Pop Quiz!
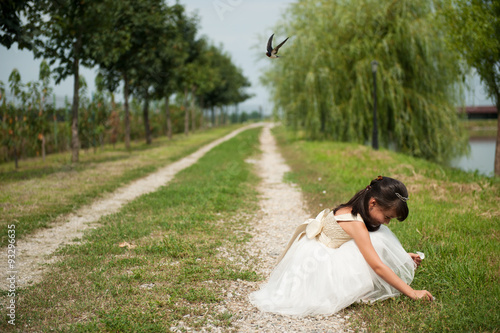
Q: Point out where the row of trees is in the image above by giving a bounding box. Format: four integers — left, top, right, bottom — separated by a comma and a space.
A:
0, 0, 252, 164
264, 0, 499, 174
0, 62, 258, 167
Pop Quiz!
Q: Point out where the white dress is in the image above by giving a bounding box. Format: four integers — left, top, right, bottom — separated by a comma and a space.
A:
249, 209, 416, 316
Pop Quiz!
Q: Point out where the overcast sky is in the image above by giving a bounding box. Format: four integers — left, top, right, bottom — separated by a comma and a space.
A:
0, 0, 493, 114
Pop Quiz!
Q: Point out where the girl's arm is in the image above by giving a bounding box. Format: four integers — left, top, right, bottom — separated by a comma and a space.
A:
340, 221, 433, 301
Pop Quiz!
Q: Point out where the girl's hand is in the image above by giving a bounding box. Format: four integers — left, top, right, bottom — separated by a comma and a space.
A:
412, 290, 434, 301
408, 253, 422, 267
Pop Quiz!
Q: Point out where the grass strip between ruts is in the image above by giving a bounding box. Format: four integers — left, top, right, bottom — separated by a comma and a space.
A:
0, 126, 262, 332
273, 126, 499, 332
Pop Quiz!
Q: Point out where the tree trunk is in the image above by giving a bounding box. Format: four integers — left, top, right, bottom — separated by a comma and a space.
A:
211, 106, 215, 127
123, 73, 131, 150
234, 104, 239, 123
71, 34, 82, 163
13, 144, 18, 169
199, 96, 205, 129
53, 94, 58, 149
184, 88, 189, 136
143, 93, 152, 144
200, 107, 205, 129
372, 69, 379, 150
191, 86, 197, 133
111, 93, 117, 149
165, 94, 172, 140
494, 99, 500, 176
39, 95, 46, 162
41, 135, 46, 162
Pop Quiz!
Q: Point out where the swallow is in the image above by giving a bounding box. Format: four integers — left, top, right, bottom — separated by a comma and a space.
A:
266, 33, 289, 58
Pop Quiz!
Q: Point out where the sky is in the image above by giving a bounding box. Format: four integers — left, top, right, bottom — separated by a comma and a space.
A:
0, 0, 494, 114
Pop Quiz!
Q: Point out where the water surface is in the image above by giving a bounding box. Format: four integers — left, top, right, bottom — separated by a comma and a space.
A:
451, 138, 496, 176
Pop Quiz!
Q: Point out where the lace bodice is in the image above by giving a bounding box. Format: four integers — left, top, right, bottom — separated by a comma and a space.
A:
318, 211, 361, 248
277, 209, 364, 263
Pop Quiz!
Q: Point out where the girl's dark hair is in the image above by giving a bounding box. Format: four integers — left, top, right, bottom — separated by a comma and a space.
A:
333, 176, 409, 231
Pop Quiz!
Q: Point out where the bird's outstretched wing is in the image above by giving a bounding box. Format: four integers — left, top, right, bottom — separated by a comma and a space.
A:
274, 37, 289, 54
266, 34, 275, 55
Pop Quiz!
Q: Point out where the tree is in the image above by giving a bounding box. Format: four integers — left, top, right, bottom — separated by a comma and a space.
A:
190, 40, 219, 129
86, 74, 110, 151
20, 60, 52, 162
264, 0, 468, 163
440, 0, 500, 176
150, 3, 199, 139
36, 60, 52, 161
95, 0, 173, 146
3, 69, 26, 168
24, 0, 119, 162
198, 44, 252, 127
0, 0, 31, 49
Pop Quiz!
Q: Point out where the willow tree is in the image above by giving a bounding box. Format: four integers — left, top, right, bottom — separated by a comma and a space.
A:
440, 0, 500, 175
265, 0, 468, 163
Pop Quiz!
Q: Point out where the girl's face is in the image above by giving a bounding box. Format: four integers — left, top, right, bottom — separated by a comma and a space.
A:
368, 198, 398, 225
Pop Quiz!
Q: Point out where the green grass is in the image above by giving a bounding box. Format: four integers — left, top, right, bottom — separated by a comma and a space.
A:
2, 123, 498, 331
273, 126, 499, 332
0, 125, 242, 247
0, 126, 262, 332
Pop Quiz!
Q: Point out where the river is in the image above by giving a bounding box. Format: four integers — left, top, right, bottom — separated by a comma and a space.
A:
451, 138, 496, 176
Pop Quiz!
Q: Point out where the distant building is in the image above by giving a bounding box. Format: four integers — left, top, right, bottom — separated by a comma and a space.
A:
458, 106, 498, 120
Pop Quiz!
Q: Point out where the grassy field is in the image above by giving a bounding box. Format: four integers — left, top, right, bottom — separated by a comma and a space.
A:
0, 126, 262, 331
1, 122, 498, 332
273, 126, 499, 332
0, 125, 242, 247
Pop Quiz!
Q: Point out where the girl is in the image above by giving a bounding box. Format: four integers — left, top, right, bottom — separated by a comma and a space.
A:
250, 176, 433, 316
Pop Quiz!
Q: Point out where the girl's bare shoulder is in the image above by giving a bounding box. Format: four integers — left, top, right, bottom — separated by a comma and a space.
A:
334, 206, 367, 236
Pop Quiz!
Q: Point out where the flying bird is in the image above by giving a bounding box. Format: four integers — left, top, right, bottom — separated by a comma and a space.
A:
266, 34, 289, 58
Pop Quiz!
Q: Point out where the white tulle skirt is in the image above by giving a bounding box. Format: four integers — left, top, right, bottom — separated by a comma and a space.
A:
249, 225, 415, 316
